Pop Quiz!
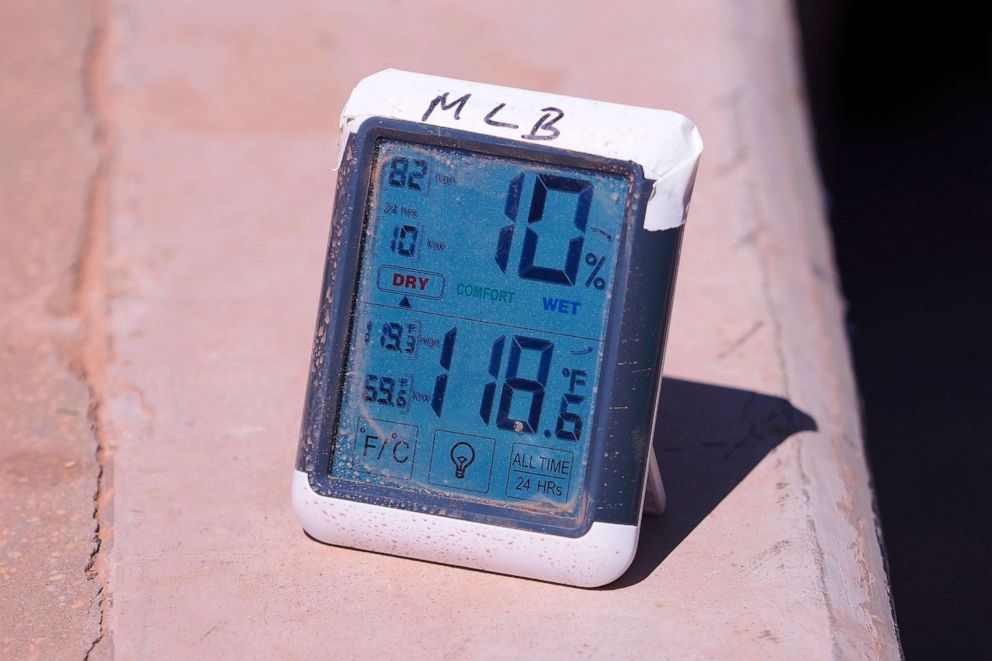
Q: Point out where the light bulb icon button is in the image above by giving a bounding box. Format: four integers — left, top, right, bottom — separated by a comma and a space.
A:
449, 441, 476, 479
428, 432, 494, 493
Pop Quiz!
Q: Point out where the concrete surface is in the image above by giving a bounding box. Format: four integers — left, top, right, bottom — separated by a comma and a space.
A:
0, 1, 104, 659
1, 0, 900, 658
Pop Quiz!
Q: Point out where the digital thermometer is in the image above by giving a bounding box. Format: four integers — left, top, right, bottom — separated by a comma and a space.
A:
293, 70, 702, 587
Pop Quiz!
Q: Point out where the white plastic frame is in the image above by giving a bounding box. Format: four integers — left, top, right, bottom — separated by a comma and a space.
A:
294, 70, 701, 587
294, 470, 637, 587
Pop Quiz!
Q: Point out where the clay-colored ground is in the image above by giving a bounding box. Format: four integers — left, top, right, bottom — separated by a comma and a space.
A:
1, 1, 898, 658
1, 2, 103, 658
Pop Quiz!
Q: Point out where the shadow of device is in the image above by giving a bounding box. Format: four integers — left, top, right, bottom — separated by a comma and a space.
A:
607, 377, 817, 589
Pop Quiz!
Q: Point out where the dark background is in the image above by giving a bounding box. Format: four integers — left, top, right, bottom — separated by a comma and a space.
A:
796, 2, 991, 657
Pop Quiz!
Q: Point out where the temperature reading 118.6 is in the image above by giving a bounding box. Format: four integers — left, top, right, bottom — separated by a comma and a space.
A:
479, 334, 587, 441
364, 322, 589, 443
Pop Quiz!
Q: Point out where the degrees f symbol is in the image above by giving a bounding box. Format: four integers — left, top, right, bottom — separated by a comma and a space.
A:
449, 441, 475, 479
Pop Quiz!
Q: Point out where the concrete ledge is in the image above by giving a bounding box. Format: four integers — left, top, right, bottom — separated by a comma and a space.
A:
0, 1, 104, 658
2, 0, 899, 657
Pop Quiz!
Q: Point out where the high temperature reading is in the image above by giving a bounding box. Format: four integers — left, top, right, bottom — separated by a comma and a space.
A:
330, 139, 628, 516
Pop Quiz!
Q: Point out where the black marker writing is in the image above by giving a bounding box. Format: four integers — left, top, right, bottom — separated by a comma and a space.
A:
483, 103, 519, 129
422, 92, 471, 122
522, 107, 564, 141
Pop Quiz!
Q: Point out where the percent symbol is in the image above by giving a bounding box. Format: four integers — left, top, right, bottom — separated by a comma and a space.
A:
584, 253, 607, 290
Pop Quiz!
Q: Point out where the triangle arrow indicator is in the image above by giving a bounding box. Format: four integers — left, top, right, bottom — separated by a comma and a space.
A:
399, 296, 412, 308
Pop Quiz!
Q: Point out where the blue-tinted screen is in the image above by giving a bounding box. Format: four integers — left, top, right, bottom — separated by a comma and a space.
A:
330, 139, 627, 518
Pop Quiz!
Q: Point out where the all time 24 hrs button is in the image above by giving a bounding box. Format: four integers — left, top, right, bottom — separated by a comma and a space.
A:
506, 443, 574, 505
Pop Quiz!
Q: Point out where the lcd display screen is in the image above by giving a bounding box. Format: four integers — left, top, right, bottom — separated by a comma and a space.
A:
329, 138, 628, 517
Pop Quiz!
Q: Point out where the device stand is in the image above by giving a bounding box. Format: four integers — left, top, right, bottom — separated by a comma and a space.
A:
643, 448, 666, 516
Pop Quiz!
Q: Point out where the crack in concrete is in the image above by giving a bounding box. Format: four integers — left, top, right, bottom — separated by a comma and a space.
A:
716, 320, 765, 361
78, 2, 113, 658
